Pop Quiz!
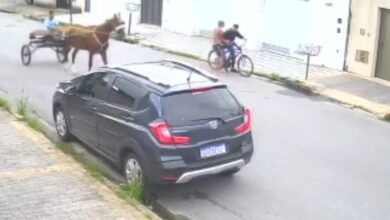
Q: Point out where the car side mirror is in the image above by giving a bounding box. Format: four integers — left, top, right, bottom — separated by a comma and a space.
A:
65, 85, 76, 95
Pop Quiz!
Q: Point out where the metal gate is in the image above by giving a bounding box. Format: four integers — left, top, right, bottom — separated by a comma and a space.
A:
140, 0, 163, 26
57, 0, 68, 9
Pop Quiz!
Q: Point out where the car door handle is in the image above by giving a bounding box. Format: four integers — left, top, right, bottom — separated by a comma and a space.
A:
121, 115, 134, 122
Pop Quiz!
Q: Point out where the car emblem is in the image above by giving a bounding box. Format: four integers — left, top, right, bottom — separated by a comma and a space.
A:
209, 120, 218, 129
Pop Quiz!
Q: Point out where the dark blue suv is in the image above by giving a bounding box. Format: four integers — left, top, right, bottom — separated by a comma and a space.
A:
53, 60, 254, 184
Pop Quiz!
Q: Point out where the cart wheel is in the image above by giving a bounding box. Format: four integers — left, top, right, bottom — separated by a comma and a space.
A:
21, 45, 32, 66
56, 48, 66, 64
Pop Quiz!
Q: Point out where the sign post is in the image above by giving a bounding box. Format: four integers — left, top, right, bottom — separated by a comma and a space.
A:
69, 0, 73, 24
125, 1, 141, 35
296, 45, 322, 80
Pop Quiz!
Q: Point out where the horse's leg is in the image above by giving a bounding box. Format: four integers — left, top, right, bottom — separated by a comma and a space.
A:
70, 48, 79, 74
63, 44, 71, 63
100, 50, 107, 65
88, 51, 94, 71
72, 48, 79, 64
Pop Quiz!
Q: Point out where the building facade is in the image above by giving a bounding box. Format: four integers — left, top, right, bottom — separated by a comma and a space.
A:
161, 0, 350, 70
346, 0, 390, 81
32, 0, 351, 71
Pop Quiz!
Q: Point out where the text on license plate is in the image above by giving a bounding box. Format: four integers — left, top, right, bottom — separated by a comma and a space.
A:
200, 144, 226, 158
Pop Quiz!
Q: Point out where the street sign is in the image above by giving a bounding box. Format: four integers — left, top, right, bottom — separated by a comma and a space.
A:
124, 1, 141, 35
296, 44, 322, 80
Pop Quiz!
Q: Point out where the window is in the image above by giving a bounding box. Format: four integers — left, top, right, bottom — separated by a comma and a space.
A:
163, 88, 241, 126
108, 77, 148, 109
78, 72, 115, 100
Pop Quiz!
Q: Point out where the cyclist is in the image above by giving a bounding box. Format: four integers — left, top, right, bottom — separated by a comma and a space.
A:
213, 20, 225, 71
223, 24, 245, 72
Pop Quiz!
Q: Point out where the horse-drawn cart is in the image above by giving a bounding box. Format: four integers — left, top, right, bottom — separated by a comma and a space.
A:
21, 30, 68, 66
20, 25, 90, 66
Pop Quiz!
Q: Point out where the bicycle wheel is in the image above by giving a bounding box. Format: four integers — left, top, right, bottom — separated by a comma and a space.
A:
208, 50, 223, 70
237, 55, 254, 77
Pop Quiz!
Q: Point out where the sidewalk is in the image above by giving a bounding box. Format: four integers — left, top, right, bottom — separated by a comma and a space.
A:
308, 74, 390, 117
0, 0, 68, 20
0, 110, 156, 219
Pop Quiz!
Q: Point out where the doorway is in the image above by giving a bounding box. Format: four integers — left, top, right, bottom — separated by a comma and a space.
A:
140, 0, 163, 26
376, 8, 390, 81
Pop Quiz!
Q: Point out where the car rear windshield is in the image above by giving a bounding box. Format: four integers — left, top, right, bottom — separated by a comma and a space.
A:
163, 88, 241, 126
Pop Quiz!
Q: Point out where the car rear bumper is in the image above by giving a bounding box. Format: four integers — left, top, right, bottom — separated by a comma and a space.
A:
148, 141, 253, 184
175, 159, 245, 183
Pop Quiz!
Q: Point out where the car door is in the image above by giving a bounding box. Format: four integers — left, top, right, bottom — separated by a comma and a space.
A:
69, 71, 115, 147
96, 76, 149, 159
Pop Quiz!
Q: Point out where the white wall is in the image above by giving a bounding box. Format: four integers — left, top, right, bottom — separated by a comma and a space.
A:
89, 0, 141, 32
162, 0, 196, 35
162, 0, 350, 70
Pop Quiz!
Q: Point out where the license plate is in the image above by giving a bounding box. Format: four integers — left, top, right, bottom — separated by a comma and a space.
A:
200, 144, 226, 159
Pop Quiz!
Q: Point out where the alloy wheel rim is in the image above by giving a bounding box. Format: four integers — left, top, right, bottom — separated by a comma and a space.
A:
125, 158, 142, 182
56, 111, 66, 136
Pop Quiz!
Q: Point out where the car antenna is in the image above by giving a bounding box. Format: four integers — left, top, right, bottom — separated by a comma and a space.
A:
186, 70, 193, 83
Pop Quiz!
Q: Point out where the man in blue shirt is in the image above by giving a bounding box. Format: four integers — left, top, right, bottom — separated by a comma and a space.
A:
44, 10, 59, 30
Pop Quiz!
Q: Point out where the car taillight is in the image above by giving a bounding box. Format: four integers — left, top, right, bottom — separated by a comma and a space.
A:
149, 121, 190, 144
235, 108, 251, 133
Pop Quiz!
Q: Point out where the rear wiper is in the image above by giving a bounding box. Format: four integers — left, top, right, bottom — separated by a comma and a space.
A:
191, 117, 226, 123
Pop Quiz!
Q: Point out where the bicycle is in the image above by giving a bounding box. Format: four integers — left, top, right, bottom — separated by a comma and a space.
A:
208, 39, 254, 77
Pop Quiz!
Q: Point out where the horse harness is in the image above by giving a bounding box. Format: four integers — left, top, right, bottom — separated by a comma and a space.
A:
92, 28, 109, 52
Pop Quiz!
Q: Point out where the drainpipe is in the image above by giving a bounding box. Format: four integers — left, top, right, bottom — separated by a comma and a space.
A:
343, 0, 352, 71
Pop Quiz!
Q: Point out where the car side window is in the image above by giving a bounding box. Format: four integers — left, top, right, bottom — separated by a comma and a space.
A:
108, 77, 148, 109
78, 72, 115, 100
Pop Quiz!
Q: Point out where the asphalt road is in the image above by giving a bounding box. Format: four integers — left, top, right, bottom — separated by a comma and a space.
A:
1, 13, 390, 220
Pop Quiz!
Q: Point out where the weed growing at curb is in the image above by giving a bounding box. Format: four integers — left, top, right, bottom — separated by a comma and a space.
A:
54, 142, 106, 182
17, 96, 28, 117
0, 98, 11, 112
25, 116, 43, 132
384, 114, 390, 122
119, 178, 145, 202
142, 44, 203, 61
270, 73, 281, 81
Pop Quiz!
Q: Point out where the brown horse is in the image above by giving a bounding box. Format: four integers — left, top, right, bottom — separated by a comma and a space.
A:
64, 14, 124, 71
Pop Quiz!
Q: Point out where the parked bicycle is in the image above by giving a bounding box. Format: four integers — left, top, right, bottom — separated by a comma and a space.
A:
208, 39, 254, 77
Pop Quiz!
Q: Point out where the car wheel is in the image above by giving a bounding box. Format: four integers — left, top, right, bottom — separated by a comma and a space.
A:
123, 153, 145, 183
218, 167, 240, 176
54, 107, 72, 141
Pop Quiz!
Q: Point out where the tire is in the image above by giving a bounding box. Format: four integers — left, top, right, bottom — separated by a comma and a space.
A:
237, 55, 254, 77
54, 107, 72, 141
208, 50, 223, 70
123, 153, 146, 183
122, 152, 156, 204
218, 167, 240, 176
21, 45, 32, 66
56, 48, 66, 64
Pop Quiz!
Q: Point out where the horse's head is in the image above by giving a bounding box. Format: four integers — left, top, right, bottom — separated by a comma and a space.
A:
105, 14, 125, 32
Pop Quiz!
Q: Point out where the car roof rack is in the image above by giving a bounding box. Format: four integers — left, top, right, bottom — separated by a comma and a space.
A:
161, 59, 219, 82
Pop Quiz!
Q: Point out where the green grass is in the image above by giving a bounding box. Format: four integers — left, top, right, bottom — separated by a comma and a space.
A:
384, 114, 390, 122
0, 98, 11, 112
25, 115, 43, 132
142, 43, 202, 60
119, 178, 145, 202
270, 73, 281, 81
85, 162, 105, 182
17, 96, 28, 118
55, 142, 106, 182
